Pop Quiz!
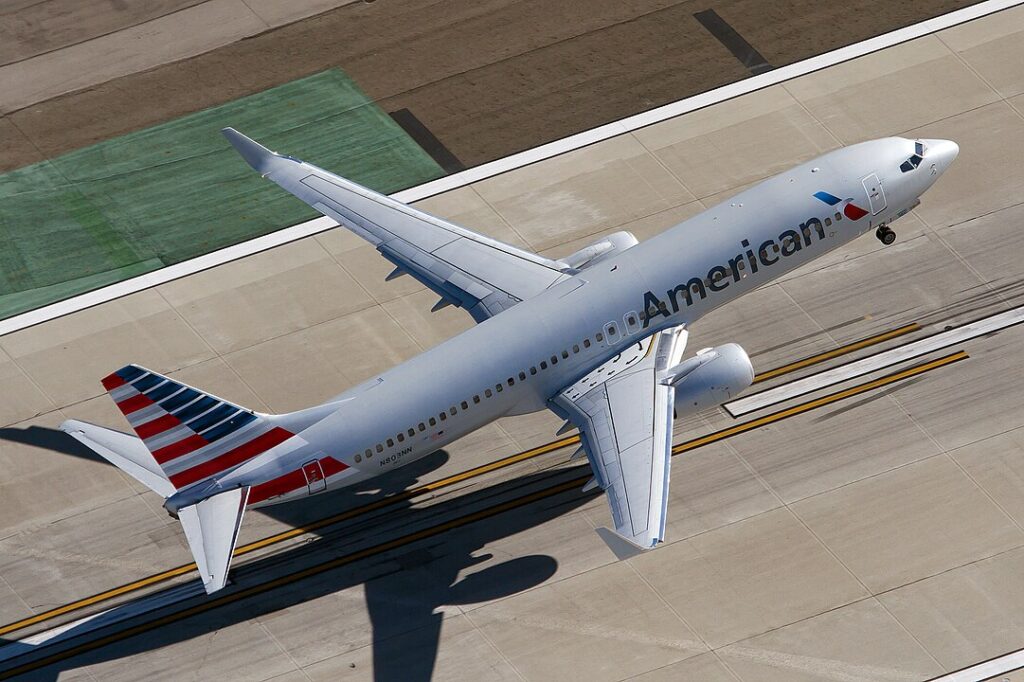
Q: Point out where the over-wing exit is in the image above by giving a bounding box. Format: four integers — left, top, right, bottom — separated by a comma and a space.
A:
63, 129, 958, 594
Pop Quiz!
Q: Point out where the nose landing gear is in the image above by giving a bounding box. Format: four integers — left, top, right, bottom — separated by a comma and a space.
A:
876, 225, 896, 245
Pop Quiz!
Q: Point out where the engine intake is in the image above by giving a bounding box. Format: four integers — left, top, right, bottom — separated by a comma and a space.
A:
666, 344, 754, 414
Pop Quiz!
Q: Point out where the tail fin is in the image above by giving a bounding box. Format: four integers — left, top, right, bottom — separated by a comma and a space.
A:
97, 364, 292, 490
60, 363, 299, 594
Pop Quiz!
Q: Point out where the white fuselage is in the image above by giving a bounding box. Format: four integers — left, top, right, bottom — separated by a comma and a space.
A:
217, 137, 957, 506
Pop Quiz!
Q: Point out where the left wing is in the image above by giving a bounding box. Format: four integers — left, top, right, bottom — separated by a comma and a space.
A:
551, 326, 688, 549
223, 128, 569, 322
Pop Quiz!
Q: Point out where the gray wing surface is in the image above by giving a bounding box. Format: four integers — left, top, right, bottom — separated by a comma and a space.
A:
223, 128, 568, 321
552, 326, 688, 548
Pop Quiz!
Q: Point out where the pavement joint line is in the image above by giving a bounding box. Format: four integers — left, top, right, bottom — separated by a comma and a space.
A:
0, 319, 924, 638
1, 0, 1021, 337
0, 350, 967, 676
728, 305, 1024, 417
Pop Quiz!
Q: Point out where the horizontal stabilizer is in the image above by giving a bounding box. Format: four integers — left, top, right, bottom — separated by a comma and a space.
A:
179, 486, 250, 594
60, 419, 174, 497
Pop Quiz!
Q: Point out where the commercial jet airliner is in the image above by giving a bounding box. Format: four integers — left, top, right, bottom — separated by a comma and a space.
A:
62, 130, 958, 593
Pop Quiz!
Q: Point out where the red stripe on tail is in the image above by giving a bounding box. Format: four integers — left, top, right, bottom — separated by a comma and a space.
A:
152, 434, 209, 464
134, 414, 181, 439
116, 393, 152, 415
101, 373, 127, 390
168, 427, 293, 489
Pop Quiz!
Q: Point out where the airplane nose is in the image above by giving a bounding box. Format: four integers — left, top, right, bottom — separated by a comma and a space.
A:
922, 138, 959, 174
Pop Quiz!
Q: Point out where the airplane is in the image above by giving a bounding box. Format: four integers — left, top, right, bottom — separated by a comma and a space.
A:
61, 131, 958, 594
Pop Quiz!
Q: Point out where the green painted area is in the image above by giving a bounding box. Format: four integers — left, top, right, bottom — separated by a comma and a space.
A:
0, 69, 444, 320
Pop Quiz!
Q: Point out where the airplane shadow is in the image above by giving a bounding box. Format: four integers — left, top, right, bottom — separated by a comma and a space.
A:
0, 429, 589, 681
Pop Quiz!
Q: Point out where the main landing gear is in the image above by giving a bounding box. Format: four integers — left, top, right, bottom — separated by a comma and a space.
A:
876, 225, 896, 245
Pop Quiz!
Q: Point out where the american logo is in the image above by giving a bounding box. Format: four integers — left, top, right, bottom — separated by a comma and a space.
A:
642, 191, 868, 327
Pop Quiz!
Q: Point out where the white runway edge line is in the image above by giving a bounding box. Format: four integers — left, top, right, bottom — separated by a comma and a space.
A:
0, 0, 1020, 339
932, 649, 1024, 681
0, 582, 205, 666
724, 305, 1024, 417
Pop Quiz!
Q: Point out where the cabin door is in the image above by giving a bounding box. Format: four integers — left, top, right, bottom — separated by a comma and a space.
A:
862, 173, 886, 215
301, 459, 327, 494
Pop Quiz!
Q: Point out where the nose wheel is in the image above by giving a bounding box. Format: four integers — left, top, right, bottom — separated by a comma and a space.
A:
876, 225, 896, 245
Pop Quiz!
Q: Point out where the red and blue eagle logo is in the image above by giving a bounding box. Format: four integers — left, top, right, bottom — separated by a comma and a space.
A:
813, 191, 869, 220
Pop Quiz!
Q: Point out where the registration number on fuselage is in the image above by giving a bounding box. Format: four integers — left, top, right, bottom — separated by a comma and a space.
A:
380, 446, 412, 467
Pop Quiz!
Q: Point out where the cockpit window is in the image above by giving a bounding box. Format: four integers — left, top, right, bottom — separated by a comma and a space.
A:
900, 141, 927, 173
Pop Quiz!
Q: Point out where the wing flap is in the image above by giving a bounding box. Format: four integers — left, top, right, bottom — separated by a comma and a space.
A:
553, 326, 687, 548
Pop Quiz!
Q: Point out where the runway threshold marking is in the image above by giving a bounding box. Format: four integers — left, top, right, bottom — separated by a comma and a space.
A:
0, 321, 921, 639
731, 306, 1024, 416
0, 350, 967, 679
751, 323, 920, 383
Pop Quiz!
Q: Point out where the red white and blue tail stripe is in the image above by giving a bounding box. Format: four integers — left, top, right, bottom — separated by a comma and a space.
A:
102, 364, 293, 490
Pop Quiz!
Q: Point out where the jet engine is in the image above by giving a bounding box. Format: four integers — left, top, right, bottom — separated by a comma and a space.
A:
559, 231, 639, 270
665, 343, 754, 413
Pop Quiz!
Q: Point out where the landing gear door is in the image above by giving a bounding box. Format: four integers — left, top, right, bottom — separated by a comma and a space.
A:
862, 173, 886, 215
301, 459, 327, 494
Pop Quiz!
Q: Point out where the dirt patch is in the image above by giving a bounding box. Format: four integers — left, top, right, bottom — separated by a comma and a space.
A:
2, 0, 981, 172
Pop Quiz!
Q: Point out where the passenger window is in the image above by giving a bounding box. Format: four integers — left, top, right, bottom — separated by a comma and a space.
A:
583, 339, 591, 348
365, 449, 372, 457
397, 433, 405, 443
355, 454, 362, 463
626, 315, 636, 326
473, 395, 480, 404
507, 377, 514, 386
461, 400, 468, 410
496, 383, 503, 392
561, 350, 569, 359
572, 344, 580, 353
429, 417, 437, 426
824, 217, 832, 226
449, 406, 457, 416
519, 371, 526, 380
607, 324, 617, 335
835, 212, 842, 221
439, 412, 446, 421
485, 388, 493, 398
530, 366, 537, 375
418, 423, 425, 432
540, 361, 548, 370
550, 355, 558, 365
387, 438, 394, 447
375, 444, 383, 453
596, 332, 603, 342
408, 428, 415, 437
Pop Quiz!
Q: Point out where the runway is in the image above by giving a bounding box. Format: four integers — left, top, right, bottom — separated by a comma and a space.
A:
2, 1, 1024, 680
0, 347, 973, 678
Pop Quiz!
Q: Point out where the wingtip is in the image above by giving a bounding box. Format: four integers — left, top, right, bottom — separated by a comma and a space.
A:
221, 127, 276, 173
595, 527, 648, 561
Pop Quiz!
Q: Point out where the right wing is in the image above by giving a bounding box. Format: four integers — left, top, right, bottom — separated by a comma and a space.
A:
551, 326, 688, 549
223, 128, 569, 322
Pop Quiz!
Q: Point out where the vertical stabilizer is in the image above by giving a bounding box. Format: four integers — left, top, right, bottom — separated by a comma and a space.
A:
178, 486, 250, 594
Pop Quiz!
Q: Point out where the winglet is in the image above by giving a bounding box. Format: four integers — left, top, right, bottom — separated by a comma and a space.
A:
595, 527, 646, 561
221, 127, 278, 174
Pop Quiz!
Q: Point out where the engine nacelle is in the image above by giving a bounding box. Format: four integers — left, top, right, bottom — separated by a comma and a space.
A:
560, 231, 638, 270
666, 344, 754, 413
